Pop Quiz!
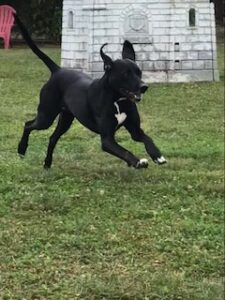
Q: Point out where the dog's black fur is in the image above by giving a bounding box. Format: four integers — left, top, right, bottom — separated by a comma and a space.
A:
15, 14, 167, 169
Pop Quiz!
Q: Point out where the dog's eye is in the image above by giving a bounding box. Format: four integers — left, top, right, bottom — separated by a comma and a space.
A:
121, 71, 129, 78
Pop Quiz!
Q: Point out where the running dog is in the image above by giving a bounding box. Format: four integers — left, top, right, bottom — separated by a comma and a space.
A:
15, 14, 167, 169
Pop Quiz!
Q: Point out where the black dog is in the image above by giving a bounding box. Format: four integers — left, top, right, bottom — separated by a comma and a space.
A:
15, 14, 167, 169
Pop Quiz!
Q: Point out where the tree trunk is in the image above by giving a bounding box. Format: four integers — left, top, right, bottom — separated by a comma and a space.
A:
212, 0, 224, 25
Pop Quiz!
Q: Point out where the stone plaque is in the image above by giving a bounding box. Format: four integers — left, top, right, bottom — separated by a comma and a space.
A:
125, 12, 148, 34
129, 14, 146, 31
123, 9, 151, 43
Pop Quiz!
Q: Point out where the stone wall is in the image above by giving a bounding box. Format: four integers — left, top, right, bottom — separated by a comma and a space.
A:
61, 0, 219, 82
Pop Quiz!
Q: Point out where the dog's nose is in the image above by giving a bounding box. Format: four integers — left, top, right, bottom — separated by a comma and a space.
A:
140, 83, 149, 94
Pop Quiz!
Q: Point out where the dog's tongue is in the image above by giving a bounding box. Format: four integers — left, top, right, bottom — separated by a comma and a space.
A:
119, 88, 141, 102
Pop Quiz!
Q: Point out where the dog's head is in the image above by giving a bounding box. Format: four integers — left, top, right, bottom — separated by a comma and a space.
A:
100, 40, 148, 102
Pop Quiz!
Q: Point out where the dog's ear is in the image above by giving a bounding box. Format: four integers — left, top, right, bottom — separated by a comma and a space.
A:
122, 40, 136, 61
100, 43, 113, 71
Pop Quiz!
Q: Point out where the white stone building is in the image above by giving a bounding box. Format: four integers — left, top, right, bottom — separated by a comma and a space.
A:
61, 0, 219, 82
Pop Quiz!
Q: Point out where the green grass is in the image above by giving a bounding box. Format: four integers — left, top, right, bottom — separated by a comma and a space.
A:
0, 44, 224, 300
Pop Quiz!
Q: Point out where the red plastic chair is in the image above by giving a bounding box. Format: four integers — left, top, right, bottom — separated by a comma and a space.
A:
0, 5, 16, 49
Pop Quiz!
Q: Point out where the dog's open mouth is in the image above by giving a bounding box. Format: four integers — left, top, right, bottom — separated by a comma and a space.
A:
119, 89, 142, 102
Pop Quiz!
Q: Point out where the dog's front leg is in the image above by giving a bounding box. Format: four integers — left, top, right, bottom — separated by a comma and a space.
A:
101, 136, 148, 169
141, 132, 167, 164
125, 122, 167, 165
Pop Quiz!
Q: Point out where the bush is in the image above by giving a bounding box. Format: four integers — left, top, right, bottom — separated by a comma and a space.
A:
4, 0, 62, 42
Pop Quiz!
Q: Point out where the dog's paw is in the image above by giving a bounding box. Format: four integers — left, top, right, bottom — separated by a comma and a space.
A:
154, 156, 167, 165
18, 143, 27, 157
18, 153, 25, 159
136, 158, 149, 169
43, 160, 52, 170
43, 164, 50, 170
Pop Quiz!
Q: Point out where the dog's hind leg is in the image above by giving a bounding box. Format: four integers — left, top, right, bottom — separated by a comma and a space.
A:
44, 110, 74, 169
18, 112, 56, 157
18, 118, 35, 157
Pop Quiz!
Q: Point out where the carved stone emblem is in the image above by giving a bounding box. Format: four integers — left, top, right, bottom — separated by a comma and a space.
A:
129, 14, 145, 31
121, 6, 152, 43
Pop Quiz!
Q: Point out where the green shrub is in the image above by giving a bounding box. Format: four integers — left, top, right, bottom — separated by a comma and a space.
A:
6, 0, 62, 42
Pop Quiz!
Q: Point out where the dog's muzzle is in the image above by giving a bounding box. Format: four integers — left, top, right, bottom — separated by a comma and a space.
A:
140, 83, 149, 94
120, 84, 149, 103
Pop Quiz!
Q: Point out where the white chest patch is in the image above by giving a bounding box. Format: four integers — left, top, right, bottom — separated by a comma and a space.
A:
114, 102, 127, 125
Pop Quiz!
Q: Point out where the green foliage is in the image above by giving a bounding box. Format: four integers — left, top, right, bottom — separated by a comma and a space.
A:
5, 0, 62, 41
0, 44, 224, 299
30, 0, 62, 41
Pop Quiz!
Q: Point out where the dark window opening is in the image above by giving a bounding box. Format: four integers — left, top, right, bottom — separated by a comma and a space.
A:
174, 60, 180, 70
189, 8, 196, 27
68, 11, 74, 29
175, 42, 180, 52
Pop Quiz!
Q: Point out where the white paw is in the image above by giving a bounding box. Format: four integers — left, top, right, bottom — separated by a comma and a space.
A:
136, 158, 149, 169
155, 156, 167, 165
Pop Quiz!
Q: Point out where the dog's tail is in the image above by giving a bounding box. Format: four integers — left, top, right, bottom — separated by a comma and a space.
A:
14, 13, 60, 74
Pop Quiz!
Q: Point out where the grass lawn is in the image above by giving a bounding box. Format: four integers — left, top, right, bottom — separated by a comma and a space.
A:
0, 43, 224, 300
